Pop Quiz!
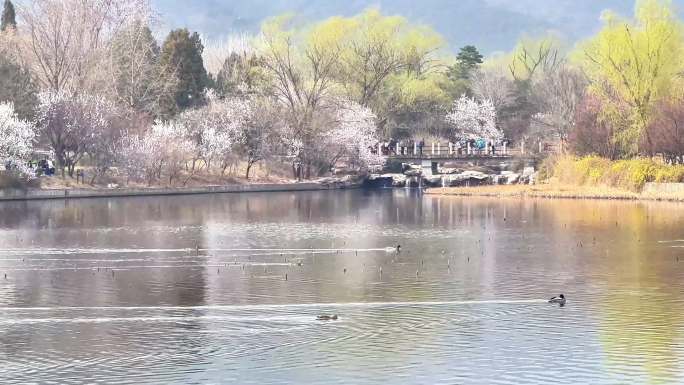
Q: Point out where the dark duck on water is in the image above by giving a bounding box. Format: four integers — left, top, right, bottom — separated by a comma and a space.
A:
548, 294, 566, 306
316, 314, 338, 321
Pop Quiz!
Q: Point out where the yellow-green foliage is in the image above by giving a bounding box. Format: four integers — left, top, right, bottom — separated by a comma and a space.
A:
478, 34, 565, 82
573, 0, 684, 155
549, 155, 684, 191
385, 72, 450, 108
259, 8, 449, 109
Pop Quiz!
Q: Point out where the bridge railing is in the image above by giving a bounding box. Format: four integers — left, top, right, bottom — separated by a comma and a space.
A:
381, 141, 559, 158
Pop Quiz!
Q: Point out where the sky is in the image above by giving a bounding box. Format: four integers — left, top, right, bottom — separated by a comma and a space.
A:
151, 0, 684, 54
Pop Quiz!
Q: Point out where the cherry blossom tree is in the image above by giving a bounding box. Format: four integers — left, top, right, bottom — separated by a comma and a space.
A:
117, 128, 161, 185
233, 98, 284, 179
118, 120, 194, 185
446, 95, 501, 141
0, 102, 35, 175
323, 100, 384, 171
154, 121, 195, 185
178, 91, 252, 173
37, 90, 119, 177
277, 123, 304, 179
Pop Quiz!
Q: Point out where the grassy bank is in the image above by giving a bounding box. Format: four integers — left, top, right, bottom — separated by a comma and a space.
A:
426, 184, 684, 201
542, 155, 684, 191
427, 155, 684, 202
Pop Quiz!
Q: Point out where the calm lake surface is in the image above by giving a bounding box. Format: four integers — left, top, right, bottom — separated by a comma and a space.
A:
0, 189, 683, 384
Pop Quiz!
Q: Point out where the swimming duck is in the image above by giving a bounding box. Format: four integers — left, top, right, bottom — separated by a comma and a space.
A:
316, 314, 338, 321
548, 294, 566, 306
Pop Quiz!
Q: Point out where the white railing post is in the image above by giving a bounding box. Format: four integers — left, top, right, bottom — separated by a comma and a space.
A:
437, 142, 440, 155
521, 141, 525, 155
378, 143, 382, 156
431, 142, 435, 155
414, 142, 417, 155
503, 142, 507, 155
539, 140, 542, 153
467, 142, 471, 155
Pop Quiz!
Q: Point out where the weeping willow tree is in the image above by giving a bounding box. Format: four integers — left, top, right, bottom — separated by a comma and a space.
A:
304, 9, 450, 137
576, 0, 684, 156
257, 9, 451, 176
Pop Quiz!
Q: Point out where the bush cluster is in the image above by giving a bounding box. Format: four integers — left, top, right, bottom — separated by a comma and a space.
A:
548, 155, 684, 191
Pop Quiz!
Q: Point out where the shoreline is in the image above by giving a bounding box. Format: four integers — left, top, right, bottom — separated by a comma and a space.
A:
424, 183, 684, 202
0, 180, 361, 201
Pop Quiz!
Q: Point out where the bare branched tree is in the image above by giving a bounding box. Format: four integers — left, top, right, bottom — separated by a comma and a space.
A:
645, 98, 684, 164
105, 18, 177, 116
508, 39, 562, 82
18, 0, 150, 93
260, 20, 343, 178
202, 33, 254, 77
530, 65, 587, 149
471, 68, 515, 111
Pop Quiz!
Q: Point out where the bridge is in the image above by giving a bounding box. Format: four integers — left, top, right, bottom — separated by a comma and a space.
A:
380, 141, 557, 176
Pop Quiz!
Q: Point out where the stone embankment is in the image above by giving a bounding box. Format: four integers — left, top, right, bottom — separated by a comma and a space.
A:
366, 165, 538, 188
0, 176, 361, 201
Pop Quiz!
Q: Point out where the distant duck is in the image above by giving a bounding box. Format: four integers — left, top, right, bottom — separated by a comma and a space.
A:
548, 294, 566, 306
396, 244, 401, 253
316, 314, 338, 321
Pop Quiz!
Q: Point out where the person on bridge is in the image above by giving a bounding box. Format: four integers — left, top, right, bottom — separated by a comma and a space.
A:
389, 138, 397, 155
474, 139, 484, 155
418, 139, 425, 156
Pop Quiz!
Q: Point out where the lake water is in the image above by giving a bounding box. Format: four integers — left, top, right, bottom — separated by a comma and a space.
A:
0, 189, 683, 384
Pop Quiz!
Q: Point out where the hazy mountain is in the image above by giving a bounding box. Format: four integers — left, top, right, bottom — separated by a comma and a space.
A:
151, 0, 684, 54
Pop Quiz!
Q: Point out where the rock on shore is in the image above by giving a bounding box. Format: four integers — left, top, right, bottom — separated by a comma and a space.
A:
366, 168, 538, 188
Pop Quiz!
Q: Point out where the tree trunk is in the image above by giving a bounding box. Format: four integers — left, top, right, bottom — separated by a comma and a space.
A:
245, 163, 252, 180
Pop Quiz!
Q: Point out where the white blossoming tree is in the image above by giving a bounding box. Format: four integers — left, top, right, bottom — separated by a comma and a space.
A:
324, 101, 385, 171
446, 95, 502, 141
0, 103, 36, 176
118, 120, 195, 186
37, 90, 119, 178
233, 98, 285, 180
178, 92, 253, 174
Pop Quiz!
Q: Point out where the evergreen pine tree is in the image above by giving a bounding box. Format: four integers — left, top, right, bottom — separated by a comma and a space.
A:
0, 55, 38, 119
159, 28, 208, 117
1, 0, 16, 32
449, 45, 484, 80
214, 53, 265, 98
